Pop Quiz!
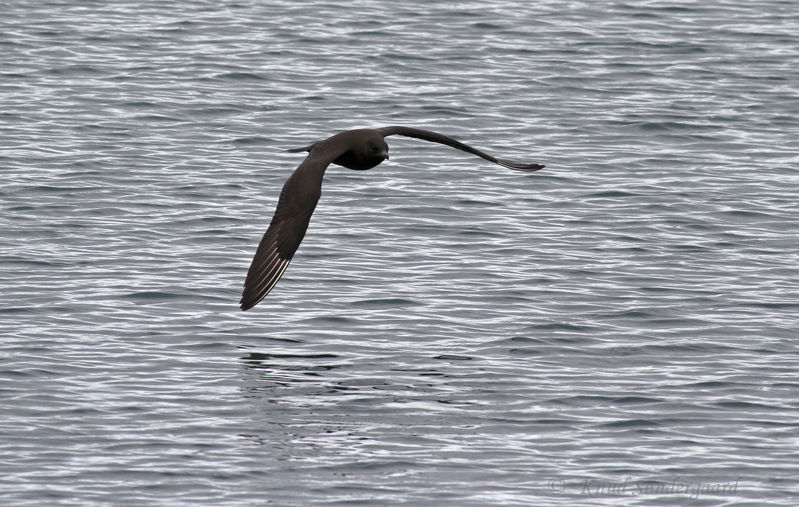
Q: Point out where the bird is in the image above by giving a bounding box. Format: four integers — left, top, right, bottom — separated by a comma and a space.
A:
239, 126, 544, 311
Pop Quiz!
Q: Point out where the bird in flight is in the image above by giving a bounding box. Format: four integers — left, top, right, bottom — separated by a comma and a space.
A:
239, 126, 544, 311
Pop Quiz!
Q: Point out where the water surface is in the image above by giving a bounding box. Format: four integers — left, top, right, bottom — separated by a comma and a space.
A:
2, 1, 798, 504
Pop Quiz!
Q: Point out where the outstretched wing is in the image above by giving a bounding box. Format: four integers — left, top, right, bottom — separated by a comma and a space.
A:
377, 126, 544, 172
240, 146, 346, 310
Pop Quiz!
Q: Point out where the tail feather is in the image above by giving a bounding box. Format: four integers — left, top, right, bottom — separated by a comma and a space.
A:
286, 143, 315, 153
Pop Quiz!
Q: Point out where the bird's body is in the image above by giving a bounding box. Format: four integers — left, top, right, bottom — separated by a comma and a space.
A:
239, 126, 544, 311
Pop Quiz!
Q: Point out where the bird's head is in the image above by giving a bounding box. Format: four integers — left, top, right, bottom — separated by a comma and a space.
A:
332, 130, 390, 170
349, 134, 389, 169
366, 137, 389, 162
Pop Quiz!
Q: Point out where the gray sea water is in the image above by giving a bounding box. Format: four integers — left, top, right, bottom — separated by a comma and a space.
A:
2, 1, 799, 505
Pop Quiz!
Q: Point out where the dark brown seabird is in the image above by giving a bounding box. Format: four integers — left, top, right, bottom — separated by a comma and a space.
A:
239, 126, 544, 311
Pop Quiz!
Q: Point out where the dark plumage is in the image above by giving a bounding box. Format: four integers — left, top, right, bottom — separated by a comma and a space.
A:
240, 126, 544, 311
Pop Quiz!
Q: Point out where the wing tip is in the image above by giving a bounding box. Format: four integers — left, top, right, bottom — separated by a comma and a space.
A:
499, 160, 546, 172
239, 257, 292, 311
239, 292, 267, 311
